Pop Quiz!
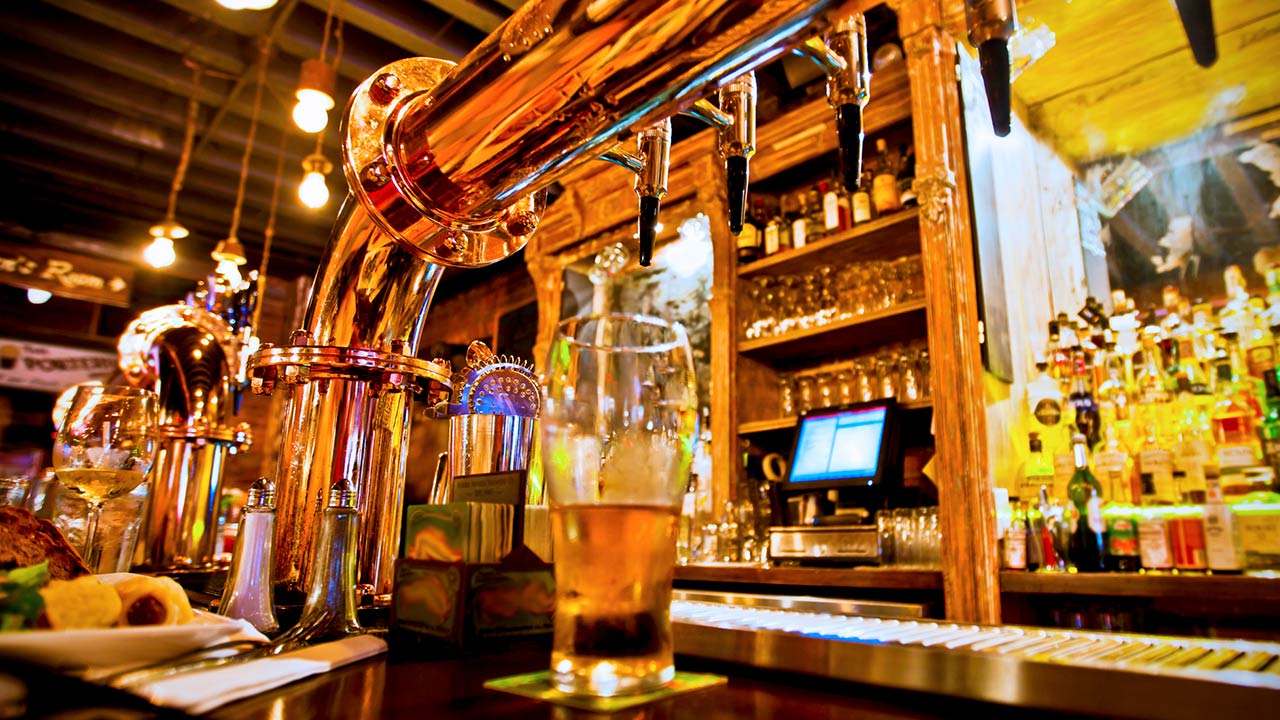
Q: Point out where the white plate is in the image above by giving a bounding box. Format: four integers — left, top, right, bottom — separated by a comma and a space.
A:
0, 574, 265, 669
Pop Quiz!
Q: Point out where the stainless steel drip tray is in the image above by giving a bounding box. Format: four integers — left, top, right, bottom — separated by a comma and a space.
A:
672, 589, 929, 619
671, 593, 1280, 720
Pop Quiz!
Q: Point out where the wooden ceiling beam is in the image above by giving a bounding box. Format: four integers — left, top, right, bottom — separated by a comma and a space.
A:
41, 0, 248, 77
295, 0, 472, 59
1, 129, 335, 241
8, 165, 328, 269
156, 0, 417, 83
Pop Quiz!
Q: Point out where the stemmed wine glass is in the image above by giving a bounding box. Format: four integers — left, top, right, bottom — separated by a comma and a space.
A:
52, 384, 159, 567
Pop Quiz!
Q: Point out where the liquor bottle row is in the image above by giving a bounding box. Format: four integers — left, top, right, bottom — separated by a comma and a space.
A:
1019, 265, 1280, 509
1001, 433, 1279, 573
736, 139, 916, 265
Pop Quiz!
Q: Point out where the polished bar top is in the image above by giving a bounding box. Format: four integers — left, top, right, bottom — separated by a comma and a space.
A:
207, 650, 1090, 720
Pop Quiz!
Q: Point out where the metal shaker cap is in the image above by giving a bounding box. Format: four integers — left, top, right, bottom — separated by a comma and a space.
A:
246, 477, 276, 509
328, 478, 357, 509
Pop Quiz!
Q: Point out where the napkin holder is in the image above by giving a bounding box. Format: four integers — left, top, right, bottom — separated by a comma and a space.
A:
391, 470, 554, 653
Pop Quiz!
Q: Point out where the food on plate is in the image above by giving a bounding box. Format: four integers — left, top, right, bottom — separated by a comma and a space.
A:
113, 575, 194, 627
0, 506, 91, 580
39, 575, 123, 630
0, 562, 50, 630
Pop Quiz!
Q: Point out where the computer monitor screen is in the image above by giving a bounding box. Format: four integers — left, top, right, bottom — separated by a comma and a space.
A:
785, 401, 895, 489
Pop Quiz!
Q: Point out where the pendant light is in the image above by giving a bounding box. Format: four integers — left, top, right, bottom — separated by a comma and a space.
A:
299, 140, 333, 209
145, 63, 203, 269
216, 44, 269, 288
293, 0, 342, 134
218, 0, 278, 9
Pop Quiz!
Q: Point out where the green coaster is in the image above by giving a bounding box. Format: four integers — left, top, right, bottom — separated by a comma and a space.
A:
484, 669, 727, 711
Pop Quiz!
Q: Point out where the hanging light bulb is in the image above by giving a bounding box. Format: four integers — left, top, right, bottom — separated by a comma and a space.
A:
217, 0, 277, 8
26, 288, 52, 305
144, 236, 177, 268
147, 65, 201, 269
213, 235, 247, 288
293, 59, 336, 134
144, 217, 187, 269
299, 153, 334, 209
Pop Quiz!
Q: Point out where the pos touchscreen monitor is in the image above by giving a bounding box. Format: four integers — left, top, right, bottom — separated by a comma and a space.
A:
781, 399, 899, 493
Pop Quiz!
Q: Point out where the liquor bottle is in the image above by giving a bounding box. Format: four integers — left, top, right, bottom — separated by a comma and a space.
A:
1134, 325, 1173, 411
1035, 486, 1060, 570
1170, 322, 1211, 399
805, 186, 825, 240
1101, 454, 1141, 572
1020, 433, 1055, 503
897, 143, 917, 208
1202, 471, 1244, 572
1093, 425, 1132, 501
768, 198, 792, 255
1067, 344, 1101, 449
1003, 501, 1028, 571
1172, 409, 1212, 503
789, 192, 809, 250
1213, 332, 1263, 472
1096, 337, 1134, 435
820, 180, 848, 234
871, 138, 902, 216
1067, 434, 1106, 572
1025, 495, 1046, 571
851, 171, 873, 224
1259, 370, 1280, 476
1137, 421, 1177, 505
736, 198, 765, 265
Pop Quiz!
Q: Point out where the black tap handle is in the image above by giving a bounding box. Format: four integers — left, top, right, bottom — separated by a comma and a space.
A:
638, 195, 661, 267
834, 103, 864, 192
977, 38, 1012, 137
1173, 0, 1217, 68
726, 155, 749, 235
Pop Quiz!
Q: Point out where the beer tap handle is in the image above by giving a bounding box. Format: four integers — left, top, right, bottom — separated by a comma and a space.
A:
964, 0, 1018, 137
823, 15, 871, 191
634, 118, 671, 267
717, 72, 756, 235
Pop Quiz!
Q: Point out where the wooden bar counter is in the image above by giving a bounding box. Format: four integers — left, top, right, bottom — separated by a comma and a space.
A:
204, 649, 1078, 720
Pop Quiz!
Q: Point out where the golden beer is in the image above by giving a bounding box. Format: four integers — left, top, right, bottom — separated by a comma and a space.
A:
550, 504, 679, 696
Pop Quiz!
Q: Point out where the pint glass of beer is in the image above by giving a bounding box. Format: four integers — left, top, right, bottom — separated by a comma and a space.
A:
541, 314, 698, 697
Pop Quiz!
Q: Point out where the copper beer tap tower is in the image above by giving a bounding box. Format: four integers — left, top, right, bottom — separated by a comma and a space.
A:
247, 0, 879, 601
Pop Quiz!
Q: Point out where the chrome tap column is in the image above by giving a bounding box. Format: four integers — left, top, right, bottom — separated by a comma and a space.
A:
249, 0, 848, 601
119, 300, 251, 570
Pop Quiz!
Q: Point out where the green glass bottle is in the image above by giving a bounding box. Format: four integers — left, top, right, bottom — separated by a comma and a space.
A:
1067, 433, 1106, 572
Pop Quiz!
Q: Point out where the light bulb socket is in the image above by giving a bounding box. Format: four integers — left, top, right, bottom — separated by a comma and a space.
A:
212, 235, 248, 265
302, 152, 334, 176
149, 217, 189, 240
296, 58, 336, 105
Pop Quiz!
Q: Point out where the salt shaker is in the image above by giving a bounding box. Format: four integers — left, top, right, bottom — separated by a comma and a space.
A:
278, 478, 361, 645
218, 477, 279, 634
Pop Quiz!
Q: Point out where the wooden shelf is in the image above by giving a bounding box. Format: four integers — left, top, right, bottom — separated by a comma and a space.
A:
676, 564, 942, 590
739, 400, 933, 436
738, 209, 921, 280
738, 300, 928, 366
999, 571, 1280, 602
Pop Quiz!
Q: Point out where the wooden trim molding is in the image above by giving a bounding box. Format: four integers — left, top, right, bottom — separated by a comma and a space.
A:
900, 0, 1000, 624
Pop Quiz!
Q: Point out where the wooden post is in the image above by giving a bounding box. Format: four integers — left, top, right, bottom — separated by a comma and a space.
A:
895, 0, 1001, 624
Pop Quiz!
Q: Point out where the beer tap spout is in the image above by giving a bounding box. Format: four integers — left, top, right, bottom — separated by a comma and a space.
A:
965, 0, 1018, 137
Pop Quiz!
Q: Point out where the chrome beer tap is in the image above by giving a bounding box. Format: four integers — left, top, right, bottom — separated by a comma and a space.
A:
964, 0, 1018, 137
247, 0, 850, 604
635, 118, 672, 267
824, 15, 872, 191
791, 16, 871, 192
717, 73, 757, 235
